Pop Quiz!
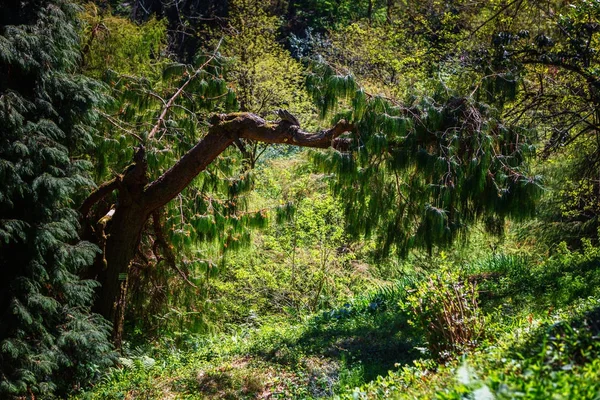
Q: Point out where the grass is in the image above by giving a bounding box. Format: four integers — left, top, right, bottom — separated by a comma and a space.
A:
76, 240, 600, 399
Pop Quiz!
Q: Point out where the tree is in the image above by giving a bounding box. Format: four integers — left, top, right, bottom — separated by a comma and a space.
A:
462, 1, 600, 244
81, 99, 353, 344
73, 0, 542, 345
0, 1, 115, 397
82, 62, 541, 345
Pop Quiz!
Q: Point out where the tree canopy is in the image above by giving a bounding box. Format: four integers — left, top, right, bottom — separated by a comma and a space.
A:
3, 0, 600, 397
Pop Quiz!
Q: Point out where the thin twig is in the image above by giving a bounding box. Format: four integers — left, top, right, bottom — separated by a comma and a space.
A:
148, 37, 224, 140
98, 110, 144, 143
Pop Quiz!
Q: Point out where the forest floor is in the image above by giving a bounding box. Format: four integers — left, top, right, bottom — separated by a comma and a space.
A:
77, 242, 600, 399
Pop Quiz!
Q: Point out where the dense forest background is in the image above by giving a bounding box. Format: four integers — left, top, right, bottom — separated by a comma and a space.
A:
1, 0, 600, 398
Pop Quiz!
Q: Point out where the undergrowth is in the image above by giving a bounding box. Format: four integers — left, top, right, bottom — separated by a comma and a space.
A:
77, 237, 600, 399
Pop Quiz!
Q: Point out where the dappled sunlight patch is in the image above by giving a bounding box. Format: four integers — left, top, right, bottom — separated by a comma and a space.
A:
302, 356, 341, 397
185, 356, 306, 399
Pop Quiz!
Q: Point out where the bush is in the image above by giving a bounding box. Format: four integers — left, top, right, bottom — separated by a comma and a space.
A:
402, 259, 485, 360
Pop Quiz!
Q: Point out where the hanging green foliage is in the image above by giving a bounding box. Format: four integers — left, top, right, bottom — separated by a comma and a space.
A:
308, 64, 542, 257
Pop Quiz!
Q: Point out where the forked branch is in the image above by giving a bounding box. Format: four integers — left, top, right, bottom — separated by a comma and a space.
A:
80, 178, 119, 218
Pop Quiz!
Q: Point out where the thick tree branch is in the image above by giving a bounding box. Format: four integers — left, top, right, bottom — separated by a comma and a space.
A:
144, 112, 353, 210
80, 146, 146, 222
80, 178, 119, 218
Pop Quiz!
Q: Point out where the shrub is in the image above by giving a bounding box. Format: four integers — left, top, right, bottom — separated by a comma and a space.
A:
402, 260, 485, 360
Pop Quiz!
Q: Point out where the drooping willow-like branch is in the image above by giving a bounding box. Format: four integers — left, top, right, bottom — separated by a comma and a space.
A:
151, 210, 198, 289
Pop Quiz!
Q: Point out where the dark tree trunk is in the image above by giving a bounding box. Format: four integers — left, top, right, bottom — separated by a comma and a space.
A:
96, 205, 148, 346
82, 113, 353, 344
91, 146, 149, 346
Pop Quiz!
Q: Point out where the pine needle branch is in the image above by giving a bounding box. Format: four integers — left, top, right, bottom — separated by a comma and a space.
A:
151, 210, 198, 289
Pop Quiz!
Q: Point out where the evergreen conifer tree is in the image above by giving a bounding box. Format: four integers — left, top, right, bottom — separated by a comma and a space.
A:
306, 65, 542, 257
0, 0, 115, 396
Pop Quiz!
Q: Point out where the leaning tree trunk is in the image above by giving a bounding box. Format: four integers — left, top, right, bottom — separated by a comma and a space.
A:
81, 112, 353, 345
